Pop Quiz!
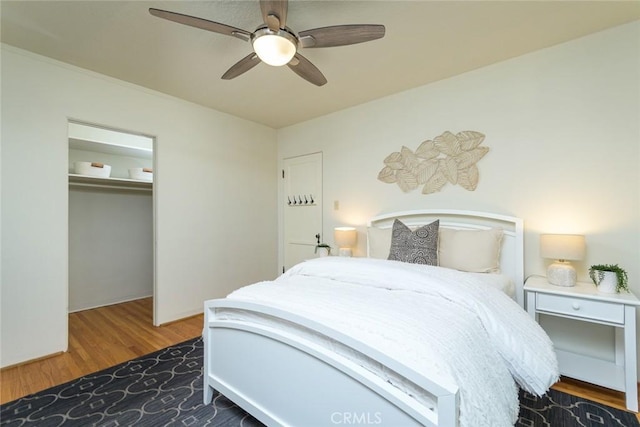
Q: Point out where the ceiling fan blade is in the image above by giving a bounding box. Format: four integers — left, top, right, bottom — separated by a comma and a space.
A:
221, 53, 261, 80
287, 53, 327, 86
298, 25, 385, 48
260, 0, 288, 31
149, 8, 251, 41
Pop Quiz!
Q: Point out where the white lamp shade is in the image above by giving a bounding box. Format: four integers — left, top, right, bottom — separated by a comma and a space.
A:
334, 227, 357, 257
540, 234, 585, 261
252, 34, 296, 66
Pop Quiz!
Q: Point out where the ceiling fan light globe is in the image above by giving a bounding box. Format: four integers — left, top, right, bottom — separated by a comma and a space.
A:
253, 34, 296, 66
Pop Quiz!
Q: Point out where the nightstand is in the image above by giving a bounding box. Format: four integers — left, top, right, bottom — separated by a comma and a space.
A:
524, 275, 640, 412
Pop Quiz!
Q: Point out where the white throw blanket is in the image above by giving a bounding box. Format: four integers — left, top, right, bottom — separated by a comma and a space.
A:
227, 257, 558, 427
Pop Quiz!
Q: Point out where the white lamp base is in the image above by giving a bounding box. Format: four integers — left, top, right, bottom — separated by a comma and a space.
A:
547, 261, 576, 287
338, 248, 352, 257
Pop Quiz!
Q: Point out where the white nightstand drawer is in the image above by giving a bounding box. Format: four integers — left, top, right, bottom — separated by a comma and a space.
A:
536, 293, 624, 324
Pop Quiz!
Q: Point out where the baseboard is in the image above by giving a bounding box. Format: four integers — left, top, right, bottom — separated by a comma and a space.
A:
68, 294, 153, 313
158, 312, 204, 327
0, 351, 64, 371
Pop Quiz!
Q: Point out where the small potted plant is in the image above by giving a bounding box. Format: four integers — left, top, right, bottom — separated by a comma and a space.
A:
589, 264, 629, 294
315, 243, 331, 257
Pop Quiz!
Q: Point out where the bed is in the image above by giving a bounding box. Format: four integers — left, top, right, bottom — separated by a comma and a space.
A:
203, 210, 558, 426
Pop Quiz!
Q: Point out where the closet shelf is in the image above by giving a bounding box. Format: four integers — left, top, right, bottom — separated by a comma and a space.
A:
69, 138, 152, 160
68, 174, 152, 192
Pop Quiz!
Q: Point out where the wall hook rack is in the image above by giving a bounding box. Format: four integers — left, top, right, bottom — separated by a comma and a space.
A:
287, 194, 316, 206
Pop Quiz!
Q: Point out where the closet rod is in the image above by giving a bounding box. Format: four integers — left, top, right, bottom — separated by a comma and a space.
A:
69, 182, 152, 192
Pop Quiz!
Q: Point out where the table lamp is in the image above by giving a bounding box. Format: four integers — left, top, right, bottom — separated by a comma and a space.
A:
334, 227, 357, 257
540, 234, 585, 287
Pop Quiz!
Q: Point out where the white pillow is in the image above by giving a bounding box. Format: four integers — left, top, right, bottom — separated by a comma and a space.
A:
367, 226, 392, 259
438, 228, 503, 273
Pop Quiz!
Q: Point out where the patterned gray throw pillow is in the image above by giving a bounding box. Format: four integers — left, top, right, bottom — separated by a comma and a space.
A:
388, 219, 439, 265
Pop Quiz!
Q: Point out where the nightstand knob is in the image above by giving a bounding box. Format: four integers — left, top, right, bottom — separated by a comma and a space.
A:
572, 302, 581, 310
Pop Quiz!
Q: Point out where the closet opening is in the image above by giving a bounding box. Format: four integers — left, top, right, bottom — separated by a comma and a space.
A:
67, 120, 156, 325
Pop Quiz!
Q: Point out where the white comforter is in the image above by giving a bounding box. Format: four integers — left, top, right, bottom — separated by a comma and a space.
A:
227, 257, 558, 427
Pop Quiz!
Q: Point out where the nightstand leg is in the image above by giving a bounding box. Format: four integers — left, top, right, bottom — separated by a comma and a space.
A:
526, 292, 538, 321
624, 306, 638, 412
615, 328, 624, 366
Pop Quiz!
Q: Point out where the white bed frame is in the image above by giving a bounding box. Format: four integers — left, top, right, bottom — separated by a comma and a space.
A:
204, 210, 524, 427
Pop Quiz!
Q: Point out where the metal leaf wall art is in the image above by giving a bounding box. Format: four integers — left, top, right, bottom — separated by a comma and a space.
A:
377, 131, 489, 195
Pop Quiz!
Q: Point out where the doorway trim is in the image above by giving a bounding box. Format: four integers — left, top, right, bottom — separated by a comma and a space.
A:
67, 119, 157, 324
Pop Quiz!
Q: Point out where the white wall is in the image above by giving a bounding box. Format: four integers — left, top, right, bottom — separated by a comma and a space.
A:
68, 188, 153, 312
1, 45, 278, 367
278, 23, 640, 370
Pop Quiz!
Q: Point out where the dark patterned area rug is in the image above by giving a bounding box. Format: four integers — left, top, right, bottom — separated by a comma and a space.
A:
1, 337, 638, 426
517, 388, 639, 427
0, 338, 261, 427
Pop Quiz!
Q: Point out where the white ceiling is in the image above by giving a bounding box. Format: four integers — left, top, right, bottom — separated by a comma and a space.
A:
2, 1, 639, 128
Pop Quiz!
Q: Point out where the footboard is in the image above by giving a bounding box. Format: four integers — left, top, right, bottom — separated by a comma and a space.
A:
204, 299, 459, 427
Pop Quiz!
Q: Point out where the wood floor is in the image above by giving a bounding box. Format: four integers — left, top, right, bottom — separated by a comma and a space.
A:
0, 298, 202, 405
1, 297, 638, 422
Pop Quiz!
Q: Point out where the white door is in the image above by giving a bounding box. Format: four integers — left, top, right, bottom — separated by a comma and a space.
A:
283, 153, 322, 272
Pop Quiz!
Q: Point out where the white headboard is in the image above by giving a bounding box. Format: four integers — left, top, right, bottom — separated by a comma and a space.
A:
367, 209, 524, 307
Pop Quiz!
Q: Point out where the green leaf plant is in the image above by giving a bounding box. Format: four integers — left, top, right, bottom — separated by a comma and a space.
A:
589, 264, 629, 293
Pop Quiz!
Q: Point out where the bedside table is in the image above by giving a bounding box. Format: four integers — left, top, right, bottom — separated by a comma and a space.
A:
524, 275, 640, 412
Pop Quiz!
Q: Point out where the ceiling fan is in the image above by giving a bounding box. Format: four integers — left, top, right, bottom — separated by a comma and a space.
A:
149, 0, 385, 86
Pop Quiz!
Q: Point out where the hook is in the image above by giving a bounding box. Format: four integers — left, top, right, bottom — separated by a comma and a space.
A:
288, 196, 292, 205
304, 195, 308, 204
310, 194, 314, 204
